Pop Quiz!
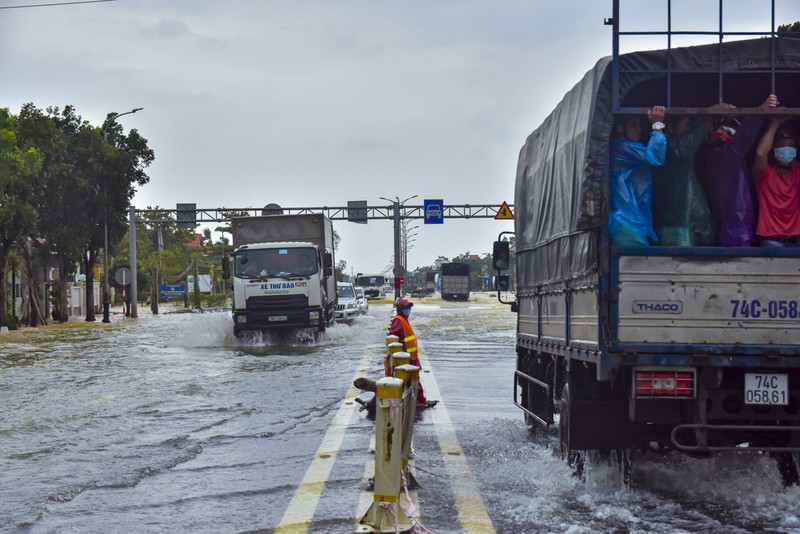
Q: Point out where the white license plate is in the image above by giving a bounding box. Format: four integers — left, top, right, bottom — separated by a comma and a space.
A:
744, 373, 788, 405
268, 315, 288, 322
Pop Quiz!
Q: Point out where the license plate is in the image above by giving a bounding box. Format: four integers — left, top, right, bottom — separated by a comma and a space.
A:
268, 315, 288, 322
744, 373, 788, 405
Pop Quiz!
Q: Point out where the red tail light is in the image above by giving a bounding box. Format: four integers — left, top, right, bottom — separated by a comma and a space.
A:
635, 368, 695, 398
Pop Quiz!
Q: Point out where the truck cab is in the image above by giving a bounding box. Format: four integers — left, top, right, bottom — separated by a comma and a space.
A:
223, 213, 336, 336
229, 242, 332, 335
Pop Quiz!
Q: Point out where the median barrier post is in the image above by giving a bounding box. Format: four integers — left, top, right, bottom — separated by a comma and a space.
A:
394, 363, 421, 490
385, 338, 402, 376
390, 351, 410, 376
358, 377, 413, 533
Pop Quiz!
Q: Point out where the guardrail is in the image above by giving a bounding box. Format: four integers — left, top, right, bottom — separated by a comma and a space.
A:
357, 339, 424, 533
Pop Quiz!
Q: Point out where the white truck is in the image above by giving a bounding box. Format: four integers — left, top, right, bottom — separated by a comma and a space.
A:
222, 214, 336, 336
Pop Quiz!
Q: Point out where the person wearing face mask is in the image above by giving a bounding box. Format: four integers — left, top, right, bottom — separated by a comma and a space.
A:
752, 115, 800, 247
387, 297, 438, 408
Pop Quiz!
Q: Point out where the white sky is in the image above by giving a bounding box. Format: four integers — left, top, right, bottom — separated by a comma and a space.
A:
2, 0, 789, 275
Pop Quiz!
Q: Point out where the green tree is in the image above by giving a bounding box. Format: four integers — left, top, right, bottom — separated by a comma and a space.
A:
778, 21, 800, 36
15, 104, 153, 322
15, 104, 80, 322
0, 108, 42, 328
336, 259, 347, 281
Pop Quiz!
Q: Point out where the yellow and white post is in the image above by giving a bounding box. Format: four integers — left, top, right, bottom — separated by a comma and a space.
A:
359, 377, 413, 533
390, 351, 410, 374
385, 337, 403, 376
394, 363, 421, 490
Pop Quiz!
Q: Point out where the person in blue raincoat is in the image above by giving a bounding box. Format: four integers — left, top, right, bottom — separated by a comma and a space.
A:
609, 106, 667, 246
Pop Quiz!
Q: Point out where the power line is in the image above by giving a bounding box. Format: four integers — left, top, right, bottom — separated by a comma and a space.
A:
0, 0, 116, 9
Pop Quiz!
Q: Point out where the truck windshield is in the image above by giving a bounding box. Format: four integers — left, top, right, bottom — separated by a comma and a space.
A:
337, 285, 355, 298
234, 247, 318, 278
356, 276, 386, 287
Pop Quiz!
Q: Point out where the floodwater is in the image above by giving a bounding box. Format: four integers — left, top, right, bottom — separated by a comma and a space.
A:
1, 296, 799, 533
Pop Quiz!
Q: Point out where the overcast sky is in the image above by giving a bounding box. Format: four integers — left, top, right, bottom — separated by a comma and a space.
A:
2, 0, 788, 275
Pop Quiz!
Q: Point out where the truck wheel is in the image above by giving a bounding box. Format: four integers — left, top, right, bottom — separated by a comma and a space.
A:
559, 384, 585, 479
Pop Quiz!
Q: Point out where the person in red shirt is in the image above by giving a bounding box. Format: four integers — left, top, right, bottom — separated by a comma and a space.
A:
752, 112, 800, 247
388, 297, 437, 408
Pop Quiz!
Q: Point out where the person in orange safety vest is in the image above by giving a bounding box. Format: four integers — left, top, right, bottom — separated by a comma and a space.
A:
388, 297, 438, 408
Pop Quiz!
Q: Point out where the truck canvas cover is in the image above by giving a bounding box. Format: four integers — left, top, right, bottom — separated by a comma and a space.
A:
515, 37, 800, 286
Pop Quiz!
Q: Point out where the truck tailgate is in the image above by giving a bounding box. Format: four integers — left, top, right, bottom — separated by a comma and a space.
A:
617, 255, 800, 345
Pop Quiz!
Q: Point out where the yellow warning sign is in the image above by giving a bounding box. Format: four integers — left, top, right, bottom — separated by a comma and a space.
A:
495, 201, 514, 220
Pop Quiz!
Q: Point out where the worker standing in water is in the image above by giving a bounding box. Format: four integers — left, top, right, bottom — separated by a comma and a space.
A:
388, 297, 438, 409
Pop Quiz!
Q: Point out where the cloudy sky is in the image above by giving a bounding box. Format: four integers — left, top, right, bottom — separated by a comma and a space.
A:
2, 0, 787, 275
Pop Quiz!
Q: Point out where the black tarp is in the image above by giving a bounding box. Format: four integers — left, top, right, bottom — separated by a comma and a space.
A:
515, 37, 800, 287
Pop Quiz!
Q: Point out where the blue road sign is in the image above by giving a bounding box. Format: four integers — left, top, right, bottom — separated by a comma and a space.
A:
424, 199, 444, 224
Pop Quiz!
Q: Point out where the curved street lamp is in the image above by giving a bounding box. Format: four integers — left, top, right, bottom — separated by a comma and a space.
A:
101, 107, 143, 322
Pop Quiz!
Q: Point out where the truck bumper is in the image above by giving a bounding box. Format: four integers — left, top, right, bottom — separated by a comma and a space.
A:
233, 307, 324, 333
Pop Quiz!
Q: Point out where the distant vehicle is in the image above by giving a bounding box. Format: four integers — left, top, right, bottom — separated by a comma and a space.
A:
221, 214, 336, 336
440, 263, 470, 301
354, 287, 369, 315
355, 274, 387, 300
425, 271, 437, 293
335, 282, 359, 322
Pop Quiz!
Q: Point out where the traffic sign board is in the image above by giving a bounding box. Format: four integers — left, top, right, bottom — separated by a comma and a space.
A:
424, 199, 444, 224
495, 201, 514, 220
115, 267, 132, 286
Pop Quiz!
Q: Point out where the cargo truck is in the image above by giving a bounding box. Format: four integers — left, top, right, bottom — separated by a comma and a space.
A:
355, 274, 387, 300
496, 4, 800, 484
440, 263, 470, 301
222, 214, 336, 336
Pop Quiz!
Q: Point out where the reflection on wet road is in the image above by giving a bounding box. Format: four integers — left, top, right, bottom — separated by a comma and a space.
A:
1, 298, 799, 533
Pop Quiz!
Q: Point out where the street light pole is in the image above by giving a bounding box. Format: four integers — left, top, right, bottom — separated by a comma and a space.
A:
380, 194, 417, 302
101, 107, 143, 323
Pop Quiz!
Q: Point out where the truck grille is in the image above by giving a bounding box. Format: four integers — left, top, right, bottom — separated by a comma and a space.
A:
246, 295, 309, 311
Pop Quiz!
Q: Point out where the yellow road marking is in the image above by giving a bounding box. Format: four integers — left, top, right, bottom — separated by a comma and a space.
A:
416, 345, 496, 534
275, 347, 376, 533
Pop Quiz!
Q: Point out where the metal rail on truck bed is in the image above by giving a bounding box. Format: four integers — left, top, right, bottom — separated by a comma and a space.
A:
607, 0, 800, 116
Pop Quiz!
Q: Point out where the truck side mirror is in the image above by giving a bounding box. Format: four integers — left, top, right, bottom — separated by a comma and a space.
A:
494, 275, 510, 291
222, 256, 230, 280
323, 252, 333, 277
493, 240, 510, 271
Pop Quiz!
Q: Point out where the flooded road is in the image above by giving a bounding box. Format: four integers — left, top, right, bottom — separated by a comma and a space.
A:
1, 297, 799, 533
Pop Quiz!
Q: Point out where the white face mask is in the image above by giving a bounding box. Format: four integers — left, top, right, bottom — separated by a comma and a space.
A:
774, 146, 797, 167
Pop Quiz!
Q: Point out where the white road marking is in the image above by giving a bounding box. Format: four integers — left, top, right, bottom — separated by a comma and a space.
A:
275, 347, 375, 533
416, 345, 497, 533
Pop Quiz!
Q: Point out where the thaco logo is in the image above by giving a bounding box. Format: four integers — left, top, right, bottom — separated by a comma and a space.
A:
632, 301, 683, 314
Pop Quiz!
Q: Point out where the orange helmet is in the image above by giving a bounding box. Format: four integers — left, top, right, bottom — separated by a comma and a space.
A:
395, 297, 414, 311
